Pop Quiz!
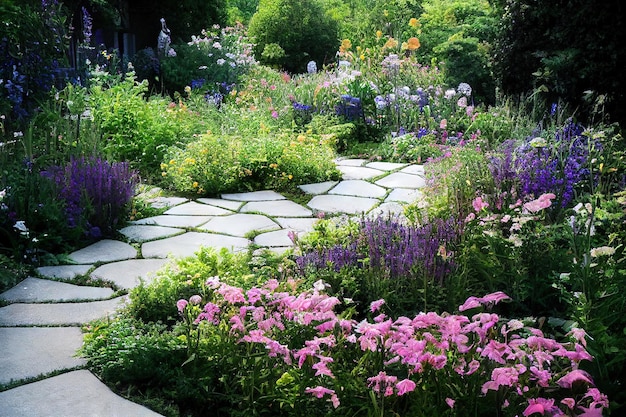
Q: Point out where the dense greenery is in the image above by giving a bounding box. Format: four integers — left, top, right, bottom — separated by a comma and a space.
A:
1, 0, 625, 416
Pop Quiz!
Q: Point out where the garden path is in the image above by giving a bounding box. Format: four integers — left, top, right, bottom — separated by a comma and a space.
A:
0, 158, 426, 416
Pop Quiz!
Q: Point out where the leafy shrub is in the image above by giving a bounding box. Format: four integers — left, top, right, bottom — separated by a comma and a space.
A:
248, 0, 339, 73
161, 131, 339, 196
160, 23, 257, 95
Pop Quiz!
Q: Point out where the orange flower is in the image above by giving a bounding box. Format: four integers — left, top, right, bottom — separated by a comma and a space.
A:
384, 37, 398, 49
408, 18, 419, 28
406, 37, 421, 50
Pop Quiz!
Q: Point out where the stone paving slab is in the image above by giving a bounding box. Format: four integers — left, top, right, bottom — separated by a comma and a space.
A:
141, 232, 250, 259
68, 240, 137, 264
164, 201, 232, 216
274, 217, 320, 232
241, 200, 313, 217
400, 164, 426, 175
147, 196, 188, 209
367, 202, 407, 219
336, 165, 384, 180
335, 158, 367, 166
307, 194, 379, 214
328, 180, 387, 198
298, 181, 338, 195
254, 229, 296, 247
196, 197, 244, 211
0, 296, 127, 326
386, 188, 423, 203
0, 327, 86, 385
198, 213, 280, 237
131, 214, 213, 228
0, 370, 164, 417
0, 277, 114, 303
36, 265, 92, 280
221, 190, 286, 201
90, 259, 171, 290
375, 172, 426, 189
118, 225, 184, 242
366, 161, 408, 171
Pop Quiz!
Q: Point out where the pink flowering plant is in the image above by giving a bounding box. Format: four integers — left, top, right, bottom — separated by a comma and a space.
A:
172, 275, 608, 416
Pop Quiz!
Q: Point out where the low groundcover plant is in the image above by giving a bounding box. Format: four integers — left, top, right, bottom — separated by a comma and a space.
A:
169, 277, 608, 417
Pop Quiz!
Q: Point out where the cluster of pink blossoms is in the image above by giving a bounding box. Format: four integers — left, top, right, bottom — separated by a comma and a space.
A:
176, 277, 609, 415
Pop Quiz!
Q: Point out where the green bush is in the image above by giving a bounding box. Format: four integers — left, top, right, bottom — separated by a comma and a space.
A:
161, 130, 339, 196
248, 0, 339, 73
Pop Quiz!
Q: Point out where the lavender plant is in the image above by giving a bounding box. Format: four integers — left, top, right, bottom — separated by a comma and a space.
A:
42, 156, 138, 238
295, 215, 461, 314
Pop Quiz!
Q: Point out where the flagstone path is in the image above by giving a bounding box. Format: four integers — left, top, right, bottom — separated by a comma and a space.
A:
0, 158, 426, 416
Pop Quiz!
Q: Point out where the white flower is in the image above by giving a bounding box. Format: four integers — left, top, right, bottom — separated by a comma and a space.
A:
307, 60, 317, 73
13, 131, 23, 138
457, 82, 472, 96
216, 58, 226, 66
13, 220, 28, 234
0, 189, 5, 199
212, 42, 222, 49
590, 246, 615, 258
444, 89, 456, 99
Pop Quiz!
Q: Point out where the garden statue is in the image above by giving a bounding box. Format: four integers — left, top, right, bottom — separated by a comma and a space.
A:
157, 18, 171, 57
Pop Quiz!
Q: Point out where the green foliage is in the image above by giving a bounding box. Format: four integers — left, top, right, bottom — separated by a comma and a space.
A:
161, 130, 339, 196
248, 0, 339, 73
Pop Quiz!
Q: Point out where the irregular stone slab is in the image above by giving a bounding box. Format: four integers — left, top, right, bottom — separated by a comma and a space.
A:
118, 225, 184, 242
329, 180, 387, 198
274, 217, 320, 232
298, 181, 338, 195
241, 200, 313, 217
254, 229, 296, 247
367, 202, 407, 219
0, 327, 86, 385
386, 188, 423, 203
198, 213, 279, 237
36, 265, 92, 280
336, 165, 383, 180
0, 296, 127, 326
68, 240, 137, 264
0, 370, 164, 417
375, 172, 427, 189
196, 197, 243, 211
131, 215, 213, 228
141, 232, 250, 259
148, 196, 188, 209
400, 164, 426, 176
335, 158, 367, 166
0, 277, 114, 303
307, 195, 379, 215
164, 201, 232, 216
90, 259, 171, 290
366, 161, 407, 171
221, 190, 286, 201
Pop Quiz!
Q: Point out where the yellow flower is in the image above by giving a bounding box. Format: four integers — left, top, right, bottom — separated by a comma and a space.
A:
269, 163, 278, 169
339, 39, 352, 53
384, 37, 398, 49
184, 86, 191, 94
192, 181, 199, 188
360, 54, 365, 61
376, 30, 383, 39
409, 18, 419, 28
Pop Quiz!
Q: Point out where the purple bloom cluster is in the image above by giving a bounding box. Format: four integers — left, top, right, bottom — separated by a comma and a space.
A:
296, 216, 459, 285
489, 120, 595, 209
335, 95, 363, 122
42, 156, 138, 237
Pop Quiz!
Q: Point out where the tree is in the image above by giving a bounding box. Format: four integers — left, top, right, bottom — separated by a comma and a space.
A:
248, 0, 339, 73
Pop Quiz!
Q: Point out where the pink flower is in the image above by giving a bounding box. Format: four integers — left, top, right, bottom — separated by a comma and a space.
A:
396, 379, 416, 395
458, 296, 482, 312
522, 398, 558, 416
561, 398, 576, 410
472, 196, 489, 212
557, 369, 594, 389
305, 386, 334, 399
271, 110, 279, 118
176, 299, 188, 313
523, 193, 556, 213
370, 299, 386, 313
445, 398, 456, 409
189, 294, 202, 305
440, 119, 447, 129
